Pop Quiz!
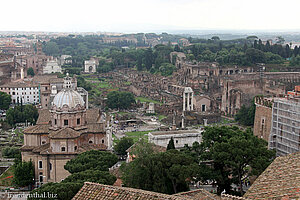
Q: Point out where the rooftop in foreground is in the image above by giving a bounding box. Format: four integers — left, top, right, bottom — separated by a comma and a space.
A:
72, 182, 220, 200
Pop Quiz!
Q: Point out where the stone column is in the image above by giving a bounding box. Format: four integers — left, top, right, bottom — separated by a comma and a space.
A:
187, 92, 190, 111
203, 119, 208, 126
182, 117, 184, 129
191, 92, 194, 111
21, 67, 24, 80
183, 92, 186, 111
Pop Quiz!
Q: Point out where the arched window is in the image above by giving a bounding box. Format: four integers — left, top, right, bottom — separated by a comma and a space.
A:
61, 147, 66, 152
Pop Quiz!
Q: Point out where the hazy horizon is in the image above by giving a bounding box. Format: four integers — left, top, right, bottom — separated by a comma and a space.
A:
1, 0, 299, 34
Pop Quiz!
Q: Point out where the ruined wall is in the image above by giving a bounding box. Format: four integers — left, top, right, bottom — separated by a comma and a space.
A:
253, 104, 272, 142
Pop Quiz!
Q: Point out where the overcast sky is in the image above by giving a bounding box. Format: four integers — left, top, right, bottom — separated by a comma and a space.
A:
1, 0, 299, 33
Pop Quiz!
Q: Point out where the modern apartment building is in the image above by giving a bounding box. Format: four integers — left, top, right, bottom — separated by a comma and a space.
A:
0, 82, 39, 104
269, 87, 300, 156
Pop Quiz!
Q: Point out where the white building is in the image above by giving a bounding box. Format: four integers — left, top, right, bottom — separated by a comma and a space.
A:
84, 60, 97, 73
148, 129, 202, 149
269, 97, 300, 156
183, 87, 194, 111
0, 82, 39, 104
146, 102, 155, 114
43, 60, 62, 74
60, 55, 72, 65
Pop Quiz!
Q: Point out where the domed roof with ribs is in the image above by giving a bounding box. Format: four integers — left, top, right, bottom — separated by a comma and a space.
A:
53, 89, 85, 109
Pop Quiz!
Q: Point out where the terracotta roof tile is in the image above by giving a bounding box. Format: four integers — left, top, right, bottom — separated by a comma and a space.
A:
20, 145, 35, 151
175, 189, 221, 200
49, 128, 81, 139
244, 152, 300, 200
32, 74, 58, 83
87, 109, 101, 124
72, 182, 192, 200
36, 109, 51, 125
23, 124, 50, 134
86, 123, 105, 133
32, 143, 50, 153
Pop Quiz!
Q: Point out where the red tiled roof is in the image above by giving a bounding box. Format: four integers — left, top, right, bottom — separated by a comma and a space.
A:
36, 109, 51, 125
244, 152, 300, 200
49, 127, 81, 139
86, 109, 101, 124
72, 182, 191, 200
175, 190, 221, 200
32, 143, 50, 153
23, 124, 50, 134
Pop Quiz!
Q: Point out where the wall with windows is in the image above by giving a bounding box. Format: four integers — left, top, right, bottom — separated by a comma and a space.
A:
269, 98, 300, 156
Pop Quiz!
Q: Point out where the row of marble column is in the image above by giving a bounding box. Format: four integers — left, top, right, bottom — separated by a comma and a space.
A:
183, 91, 193, 111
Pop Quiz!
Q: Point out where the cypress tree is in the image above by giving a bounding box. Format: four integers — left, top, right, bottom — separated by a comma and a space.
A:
167, 137, 175, 150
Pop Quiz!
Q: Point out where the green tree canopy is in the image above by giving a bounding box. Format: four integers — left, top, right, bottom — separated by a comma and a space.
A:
106, 91, 135, 110
245, 48, 266, 63
77, 76, 92, 91
211, 36, 220, 41
64, 150, 118, 174
167, 137, 175, 150
246, 36, 258, 40
43, 41, 60, 56
235, 103, 256, 126
27, 67, 35, 76
114, 137, 134, 155
62, 169, 116, 185
275, 36, 285, 45
121, 149, 197, 194
158, 63, 176, 76
6, 104, 39, 126
2, 147, 21, 159
193, 126, 275, 195
290, 55, 300, 66
13, 161, 35, 187
0, 92, 11, 110
28, 182, 82, 200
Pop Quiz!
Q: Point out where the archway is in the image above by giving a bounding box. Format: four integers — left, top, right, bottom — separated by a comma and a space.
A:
89, 66, 93, 73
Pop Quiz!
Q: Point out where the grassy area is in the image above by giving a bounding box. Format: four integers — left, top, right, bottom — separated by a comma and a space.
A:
98, 81, 111, 88
124, 81, 131, 86
0, 166, 14, 187
83, 77, 98, 81
136, 97, 162, 105
79, 74, 92, 77
125, 130, 154, 142
221, 118, 235, 124
158, 115, 167, 121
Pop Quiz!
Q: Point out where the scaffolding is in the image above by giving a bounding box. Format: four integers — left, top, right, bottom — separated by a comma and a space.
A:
269, 98, 300, 156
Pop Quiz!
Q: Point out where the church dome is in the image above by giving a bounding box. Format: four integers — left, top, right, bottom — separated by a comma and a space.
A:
53, 89, 85, 109
52, 73, 85, 109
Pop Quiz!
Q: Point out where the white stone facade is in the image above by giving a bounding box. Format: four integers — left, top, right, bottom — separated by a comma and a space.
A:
148, 129, 202, 149
183, 87, 194, 111
84, 60, 97, 73
0, 83, 39, 104
43, 60, 62, 74
146, 102, 155, 114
